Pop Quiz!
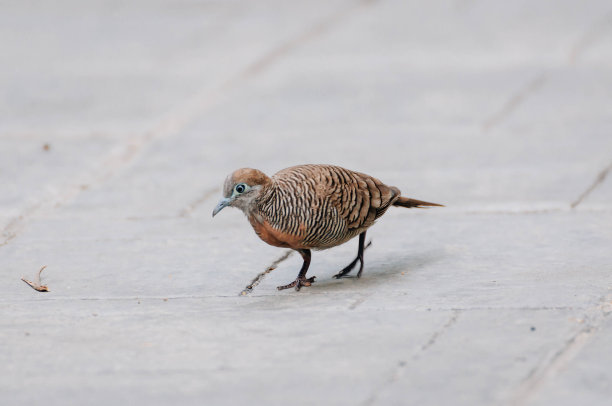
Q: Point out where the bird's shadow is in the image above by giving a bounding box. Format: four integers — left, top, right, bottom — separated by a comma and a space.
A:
310, 248, 445, 293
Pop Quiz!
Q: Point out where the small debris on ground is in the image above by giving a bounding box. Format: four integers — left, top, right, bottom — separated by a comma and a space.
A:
21, 265, 49, 292
240, 250, 294, 295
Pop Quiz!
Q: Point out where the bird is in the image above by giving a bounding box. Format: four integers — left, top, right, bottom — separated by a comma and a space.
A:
212, 164, 442, 291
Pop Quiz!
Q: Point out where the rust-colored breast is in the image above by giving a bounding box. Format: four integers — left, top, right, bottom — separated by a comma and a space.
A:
249, 216, 306, 249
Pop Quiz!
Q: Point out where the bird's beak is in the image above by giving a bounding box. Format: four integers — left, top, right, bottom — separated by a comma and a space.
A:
212, 197, 232, 217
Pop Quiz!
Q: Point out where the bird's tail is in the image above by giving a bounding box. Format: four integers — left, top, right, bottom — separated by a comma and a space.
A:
393, 196, 444, 208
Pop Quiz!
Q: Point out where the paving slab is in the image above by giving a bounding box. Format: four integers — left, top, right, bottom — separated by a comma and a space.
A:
1, 1, 612, 405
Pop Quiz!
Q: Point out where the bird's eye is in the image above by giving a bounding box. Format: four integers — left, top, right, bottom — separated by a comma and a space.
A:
234, 183, 246, 194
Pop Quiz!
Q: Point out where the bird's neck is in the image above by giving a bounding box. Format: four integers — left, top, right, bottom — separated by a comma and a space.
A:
245, 183, 276, 221
234, 184, 270, 219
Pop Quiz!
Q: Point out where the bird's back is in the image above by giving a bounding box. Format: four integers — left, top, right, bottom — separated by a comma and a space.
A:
253, 164, 400, 249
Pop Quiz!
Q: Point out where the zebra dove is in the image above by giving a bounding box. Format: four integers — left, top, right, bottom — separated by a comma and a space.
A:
212, 164, 442, 291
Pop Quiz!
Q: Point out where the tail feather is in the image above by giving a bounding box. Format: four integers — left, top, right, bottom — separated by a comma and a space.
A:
393, 196, 444, 208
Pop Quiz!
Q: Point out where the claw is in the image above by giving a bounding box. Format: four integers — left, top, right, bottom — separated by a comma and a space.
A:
277, 276, 316, 291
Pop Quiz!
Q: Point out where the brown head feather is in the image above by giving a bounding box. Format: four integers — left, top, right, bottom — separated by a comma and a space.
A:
222, 168, 271, 198
231, 168, 270, 187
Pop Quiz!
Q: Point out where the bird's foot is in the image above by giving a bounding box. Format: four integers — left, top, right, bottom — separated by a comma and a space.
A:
333, 260, 358, 279
333, 241, 372, 279
277, 276, 316, 291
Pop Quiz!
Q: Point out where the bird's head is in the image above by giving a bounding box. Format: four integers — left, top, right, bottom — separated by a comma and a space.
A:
212, 168, 270, 217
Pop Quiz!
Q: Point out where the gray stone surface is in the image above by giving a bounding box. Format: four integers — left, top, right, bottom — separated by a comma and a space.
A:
1, 1, 611, 405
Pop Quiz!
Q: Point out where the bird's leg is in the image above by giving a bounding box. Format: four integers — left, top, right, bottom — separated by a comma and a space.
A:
333, 232, 371, 279
277, 249, 316, 291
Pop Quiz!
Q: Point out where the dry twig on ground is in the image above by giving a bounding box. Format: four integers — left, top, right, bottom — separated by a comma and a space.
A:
21, 265, 49, 292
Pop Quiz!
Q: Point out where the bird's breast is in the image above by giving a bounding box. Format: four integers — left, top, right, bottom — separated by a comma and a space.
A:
248, 215, 307, 249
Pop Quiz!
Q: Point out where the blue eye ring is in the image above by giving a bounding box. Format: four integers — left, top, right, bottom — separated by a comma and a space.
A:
234, 183, 247, 194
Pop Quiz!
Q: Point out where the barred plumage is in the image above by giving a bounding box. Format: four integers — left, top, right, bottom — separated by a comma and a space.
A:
212, 164, 442, 291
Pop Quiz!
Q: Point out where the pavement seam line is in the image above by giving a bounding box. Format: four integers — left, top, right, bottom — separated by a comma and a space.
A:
570, 161, 612, 208
0, 297, 592, 310
568, 10, 612, 64
419, 309, 461, 352
179, 186, 221, 217
361, 310, 461, 406
0, 0, 375, 250
508, 327, 596, 406
236, 0, 377, 80
482, 72, 547, 132
507, 296, 612, 406
348, 294, 370, 310
0, 200, 45, 247
240, 250, 294, 295
483, 10, 612, 132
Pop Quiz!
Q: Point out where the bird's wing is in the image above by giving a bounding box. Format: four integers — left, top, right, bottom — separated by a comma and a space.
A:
311, 165, 399, 231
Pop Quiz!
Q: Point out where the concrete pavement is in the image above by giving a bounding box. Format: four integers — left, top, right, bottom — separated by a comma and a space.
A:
1, 1, 612, 405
